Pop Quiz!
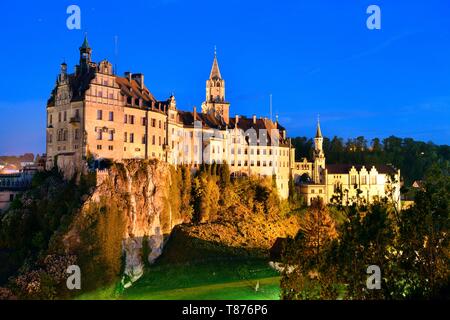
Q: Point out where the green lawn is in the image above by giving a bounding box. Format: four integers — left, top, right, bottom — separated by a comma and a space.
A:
76, 258, 281, 300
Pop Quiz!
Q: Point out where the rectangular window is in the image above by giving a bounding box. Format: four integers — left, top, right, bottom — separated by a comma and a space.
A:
371, 176, 377, 185
97, 145, 102, 150
108, 131, 114, 141
362, 176, 367, 185
152, 135, 156, 145
158, 120, 162, 129
97, 110, 102, 120
130, 133, 134, 143
109, 111, 114, 121
351, 175, 357, 185
142, 134, 146, 144
63, 111, 67, 121
49, 114, 53, 125
129, 115, 135, 124
124, 132, 128, 142
96, 130, 102, 140
58, 112, 61, 122
74, 129, 80, 140
124, 114, 128, 123
142, 117, 146, 126
151, 119, 156, 127
108, 145, 113, 151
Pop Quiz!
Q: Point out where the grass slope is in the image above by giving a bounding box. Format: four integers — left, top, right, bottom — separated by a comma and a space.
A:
76, 258, 281, 300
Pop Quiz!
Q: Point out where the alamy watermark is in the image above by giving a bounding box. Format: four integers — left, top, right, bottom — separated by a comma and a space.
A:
66, 5, 81, 30
366, 265, 381, 290
66, 265, 81, 290
367, 5, 381, 30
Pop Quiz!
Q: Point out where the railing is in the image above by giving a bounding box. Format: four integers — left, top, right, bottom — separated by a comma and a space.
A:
69, 116, 81, 123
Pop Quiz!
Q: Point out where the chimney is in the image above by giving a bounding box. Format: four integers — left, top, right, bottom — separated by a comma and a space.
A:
193, 106, 197, 120
235, 115, 239, 125
124, 71, 132, 82
132, 73, 144, 89
252, 114, 256, 124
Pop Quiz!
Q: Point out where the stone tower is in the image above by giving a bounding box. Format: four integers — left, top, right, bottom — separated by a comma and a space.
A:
313, 118, 325, 183
201, 48, 230, 124
79, 35, 92, 74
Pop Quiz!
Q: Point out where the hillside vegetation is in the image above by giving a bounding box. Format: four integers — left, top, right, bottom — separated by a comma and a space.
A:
0, 161, 301, 300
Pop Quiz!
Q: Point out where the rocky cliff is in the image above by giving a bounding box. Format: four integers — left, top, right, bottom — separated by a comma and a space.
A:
63, 160, 184, 286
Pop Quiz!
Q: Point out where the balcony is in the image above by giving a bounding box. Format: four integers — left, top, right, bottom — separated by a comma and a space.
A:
70, 116, 81, 126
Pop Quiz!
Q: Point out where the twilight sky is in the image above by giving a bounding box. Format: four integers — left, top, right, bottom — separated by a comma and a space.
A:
0, 0, 449, 155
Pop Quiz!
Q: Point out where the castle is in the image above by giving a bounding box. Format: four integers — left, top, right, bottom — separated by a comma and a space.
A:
291, 121, 401, 207
45, 36, 400, 204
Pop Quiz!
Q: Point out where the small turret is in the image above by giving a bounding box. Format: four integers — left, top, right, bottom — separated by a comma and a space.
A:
79, 34, 92, 74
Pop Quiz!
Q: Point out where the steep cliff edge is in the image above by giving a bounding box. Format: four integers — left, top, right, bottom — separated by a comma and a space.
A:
63, 160, 184, 286
1, 161, 301, 299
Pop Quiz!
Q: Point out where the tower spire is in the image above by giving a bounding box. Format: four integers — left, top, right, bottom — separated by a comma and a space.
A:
315, 115, 322, 138
209, 47, 222, 80
81, 32, 90, 49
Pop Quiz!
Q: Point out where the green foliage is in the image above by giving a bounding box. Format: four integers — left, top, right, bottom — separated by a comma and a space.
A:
0, 170, 96, 286
281, 163, 450, 300
292, 135, 450, 186
76, 196, 127, 293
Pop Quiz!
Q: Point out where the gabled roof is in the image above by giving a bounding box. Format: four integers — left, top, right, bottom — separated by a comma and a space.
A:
326, 164, 397, 175
115, 76, 156, 103
177, 110, 227, 129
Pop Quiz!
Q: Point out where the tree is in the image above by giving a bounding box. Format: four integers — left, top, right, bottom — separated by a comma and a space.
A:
300, 198, 337, 257
395, 164, 450, 298
180, 165, 193, 221
281, 198, 338, 300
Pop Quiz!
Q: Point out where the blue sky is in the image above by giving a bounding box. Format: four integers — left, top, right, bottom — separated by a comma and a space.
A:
0, 0, 449, 155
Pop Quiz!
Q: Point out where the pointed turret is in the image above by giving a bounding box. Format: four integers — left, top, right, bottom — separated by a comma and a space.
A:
315, 118, 322, 138
80, 34, 90, 50
313, 118, 325, 184
209, 49, 222, 80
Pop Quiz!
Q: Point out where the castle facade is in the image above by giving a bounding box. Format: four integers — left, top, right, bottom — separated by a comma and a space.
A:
45, 36, 400, 205
46, 37, 294, 198
292, 121, 401, 208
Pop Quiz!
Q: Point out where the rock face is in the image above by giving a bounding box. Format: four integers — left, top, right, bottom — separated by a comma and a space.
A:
64, 160, 183, 285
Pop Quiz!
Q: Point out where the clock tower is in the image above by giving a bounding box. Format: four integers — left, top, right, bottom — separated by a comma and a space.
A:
201, 48, 230, 124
